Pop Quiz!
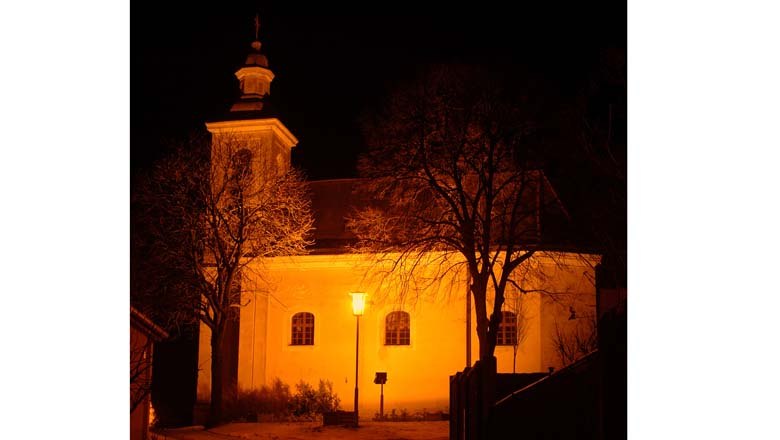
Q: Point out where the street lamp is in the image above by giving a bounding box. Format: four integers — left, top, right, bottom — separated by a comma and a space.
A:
350, 292, 367, 426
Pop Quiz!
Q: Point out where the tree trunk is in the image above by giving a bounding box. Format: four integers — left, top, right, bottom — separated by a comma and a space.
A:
485, 313, 498, 359
477, 325, 490, 361
208, 328, 225, 427
471, 278, 493, 362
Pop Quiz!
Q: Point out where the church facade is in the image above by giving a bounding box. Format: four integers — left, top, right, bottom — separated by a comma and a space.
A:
195, 32, 599, 419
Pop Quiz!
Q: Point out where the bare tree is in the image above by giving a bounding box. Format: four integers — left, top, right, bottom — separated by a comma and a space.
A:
134, 133, 313, 425
348, 65, 562, 363
551, 312, 598, 367
130, 306, 169, 422
130, 334, 154, 413
507, 292, 530, 374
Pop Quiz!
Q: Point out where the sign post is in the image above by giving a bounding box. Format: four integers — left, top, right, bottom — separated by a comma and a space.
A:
374, 372, 387, 419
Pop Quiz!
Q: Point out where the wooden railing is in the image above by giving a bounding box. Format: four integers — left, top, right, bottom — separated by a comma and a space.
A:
491, 351, 601, 440
450, 353, 600, 440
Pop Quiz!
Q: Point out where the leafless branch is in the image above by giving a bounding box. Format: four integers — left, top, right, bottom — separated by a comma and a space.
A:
346, 66, 568, 360
132, 132, 314, 423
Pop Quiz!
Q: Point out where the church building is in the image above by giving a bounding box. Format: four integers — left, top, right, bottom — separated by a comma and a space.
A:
195, 30, 599, 420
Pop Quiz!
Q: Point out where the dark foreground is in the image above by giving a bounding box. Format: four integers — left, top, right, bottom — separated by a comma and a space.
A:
155, 421, 448, 440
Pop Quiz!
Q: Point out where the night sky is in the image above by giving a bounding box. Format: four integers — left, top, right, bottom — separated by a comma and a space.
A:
132, 4, 626, 181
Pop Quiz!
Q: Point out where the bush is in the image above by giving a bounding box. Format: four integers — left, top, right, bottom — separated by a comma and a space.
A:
258, 379, 292, 415
291, 380, 341, 417
226, 378, 340, 422
315, 380, 340, 414
373, 407, 449, 422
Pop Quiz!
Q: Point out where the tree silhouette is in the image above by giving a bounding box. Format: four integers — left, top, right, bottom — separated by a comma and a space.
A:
349, 65, 564, 362
133, 133, 313, 425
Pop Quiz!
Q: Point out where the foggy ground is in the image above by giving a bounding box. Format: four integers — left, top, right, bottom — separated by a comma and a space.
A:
154, 421, 448, 440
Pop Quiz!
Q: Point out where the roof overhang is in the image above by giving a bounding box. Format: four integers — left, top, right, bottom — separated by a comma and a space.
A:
206, 118, 298, 149
130, 306, 169, 341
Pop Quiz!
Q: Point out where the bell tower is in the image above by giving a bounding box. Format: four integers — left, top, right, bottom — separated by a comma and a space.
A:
196, 16, 297, 408
205, 15, 297, 175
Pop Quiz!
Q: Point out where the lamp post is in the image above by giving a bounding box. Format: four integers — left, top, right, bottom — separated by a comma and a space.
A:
350, 292, 367, 427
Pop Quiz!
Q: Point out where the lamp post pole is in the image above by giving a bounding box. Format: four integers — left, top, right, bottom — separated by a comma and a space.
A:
354, 314, 360, 426
350, 292, 366, 427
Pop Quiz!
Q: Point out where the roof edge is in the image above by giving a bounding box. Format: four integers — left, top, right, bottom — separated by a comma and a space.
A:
205, 118, 298, 148
130, 306, 170, 341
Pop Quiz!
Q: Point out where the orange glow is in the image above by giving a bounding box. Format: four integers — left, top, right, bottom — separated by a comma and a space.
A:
195, 253, 599, 417
350, 292, 367, 316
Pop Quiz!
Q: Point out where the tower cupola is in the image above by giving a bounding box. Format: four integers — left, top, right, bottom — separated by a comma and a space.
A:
230, 16, 275, 112
206, 15, 298, 178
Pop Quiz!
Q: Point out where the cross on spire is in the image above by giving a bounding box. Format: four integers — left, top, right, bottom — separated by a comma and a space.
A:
254, 14, 260, 41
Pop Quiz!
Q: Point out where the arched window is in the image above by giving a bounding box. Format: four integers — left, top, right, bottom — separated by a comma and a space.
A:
291, 312, 314, 345
385, 311, 410, 345
496, 311, 517, 346
232, 148, 253, 179
227, 148, 253, 213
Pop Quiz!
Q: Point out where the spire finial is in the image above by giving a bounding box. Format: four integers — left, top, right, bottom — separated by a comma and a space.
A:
251, 14, 262, 51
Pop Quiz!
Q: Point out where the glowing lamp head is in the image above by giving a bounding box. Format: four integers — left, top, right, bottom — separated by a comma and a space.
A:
350, 292, 367, 316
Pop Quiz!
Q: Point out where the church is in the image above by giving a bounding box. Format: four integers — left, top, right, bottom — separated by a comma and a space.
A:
194, 30, 600, 420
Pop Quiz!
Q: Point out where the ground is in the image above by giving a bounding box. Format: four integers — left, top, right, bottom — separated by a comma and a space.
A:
154, 421, 449, 440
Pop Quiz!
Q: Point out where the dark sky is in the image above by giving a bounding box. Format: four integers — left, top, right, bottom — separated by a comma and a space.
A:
132, 4, 625, 181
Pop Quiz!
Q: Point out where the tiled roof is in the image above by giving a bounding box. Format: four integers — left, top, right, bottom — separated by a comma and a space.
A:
306, 174, 579, 253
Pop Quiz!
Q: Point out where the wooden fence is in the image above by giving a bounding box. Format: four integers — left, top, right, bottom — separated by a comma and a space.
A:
449, 357, 496, 440
450, 353, 600, 440
491, 351, 601, 440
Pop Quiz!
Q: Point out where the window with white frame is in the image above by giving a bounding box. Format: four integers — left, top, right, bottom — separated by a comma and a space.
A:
496, 311, 517, 346
385, 311, 410, 345
291, 312, 314, 345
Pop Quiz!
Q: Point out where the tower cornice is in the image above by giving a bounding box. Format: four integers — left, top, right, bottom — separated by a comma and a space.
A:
206, 118, 298, 149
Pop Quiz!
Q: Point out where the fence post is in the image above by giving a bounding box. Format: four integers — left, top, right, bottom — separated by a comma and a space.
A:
467, 361, 480, 440
452, 361, 497, 440
481, 356, 496, 440
450, 374, 458, 440
461, 367, 470, 440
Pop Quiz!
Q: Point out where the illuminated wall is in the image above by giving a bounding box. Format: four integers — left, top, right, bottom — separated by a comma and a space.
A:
196, 252, 597, 417
206, 118, 296, 179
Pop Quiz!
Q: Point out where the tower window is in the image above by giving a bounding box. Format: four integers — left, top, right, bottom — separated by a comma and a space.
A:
291, 312, 314, 345
496, 311, 517, 346
232, 149, 253, 178
385, 311, 410, 345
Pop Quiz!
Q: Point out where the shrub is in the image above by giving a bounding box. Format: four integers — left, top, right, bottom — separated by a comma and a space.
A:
291, 381, 316, 416
226, 378, 339, 422
373, 407, 449, 422
291, 380, 341, 417
258, 379, 292, 415
315, 380, 340, 414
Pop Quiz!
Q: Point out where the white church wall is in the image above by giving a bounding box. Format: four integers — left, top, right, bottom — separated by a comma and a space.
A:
194, 252, 599, 416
